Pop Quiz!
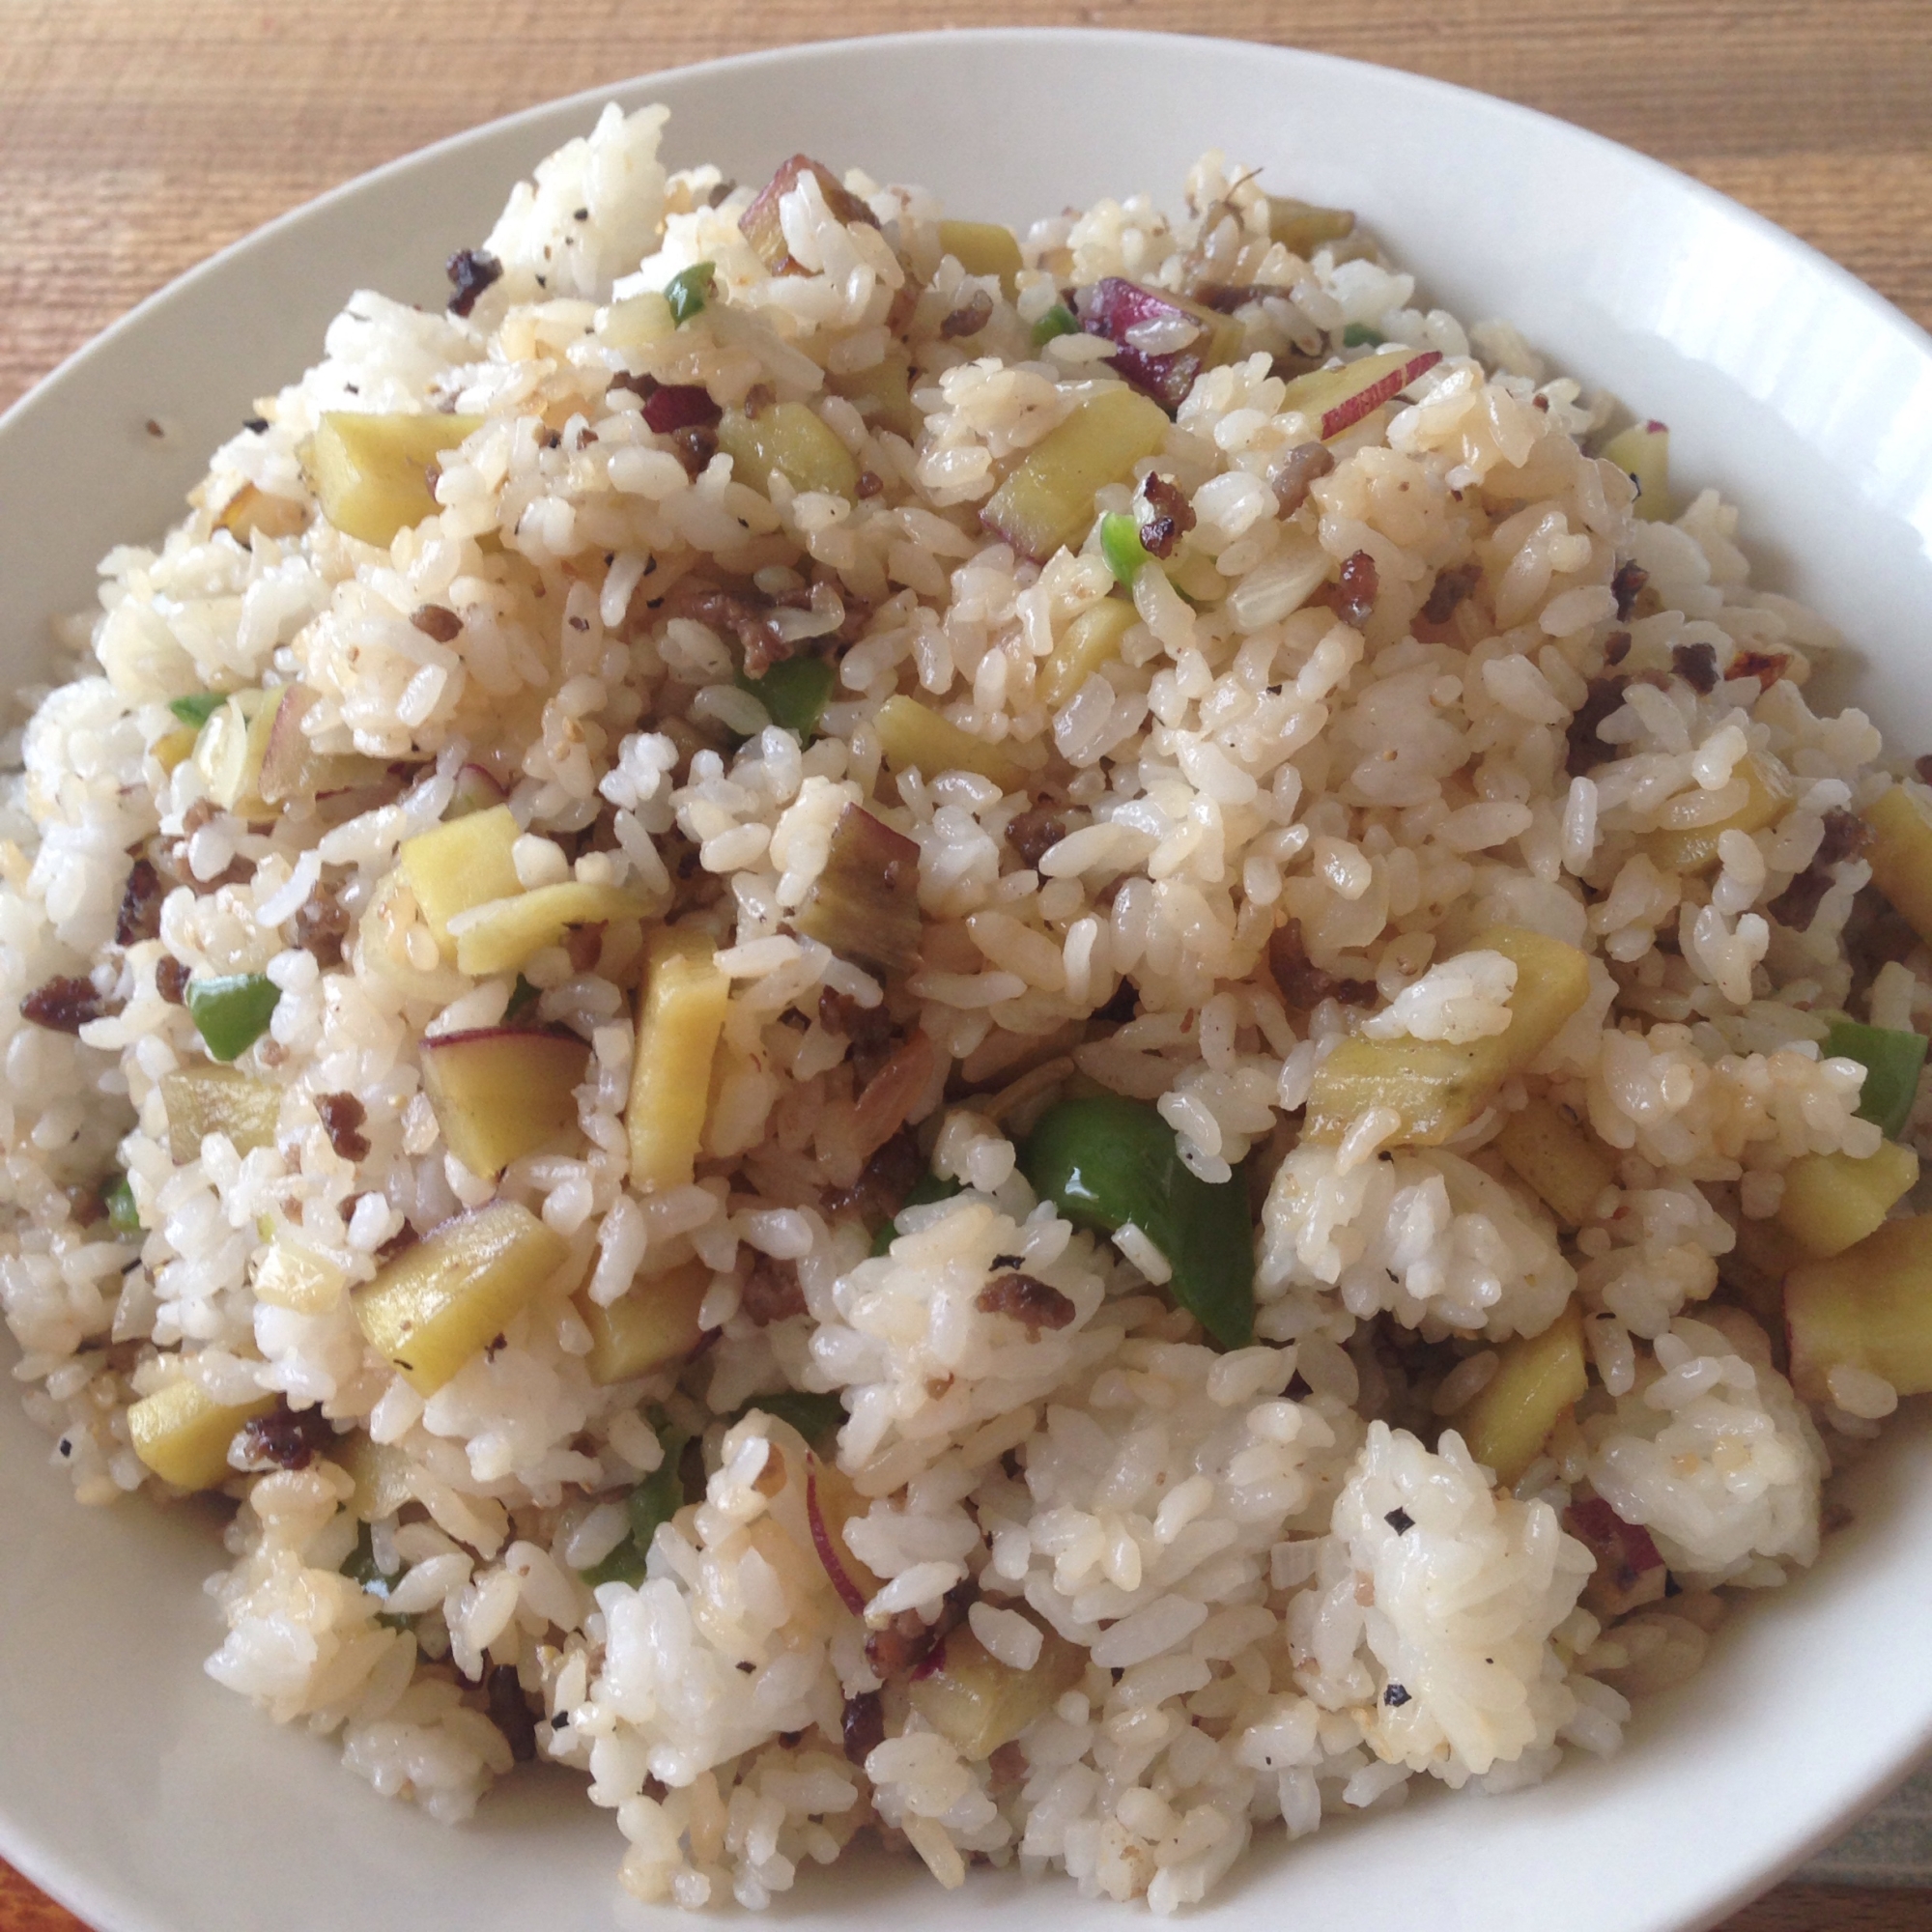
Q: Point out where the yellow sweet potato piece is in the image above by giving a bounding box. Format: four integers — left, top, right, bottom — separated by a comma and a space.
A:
420, 1027, 589, 1176
828, 349, 918, 442
191, 688, 282, 817
447, 880, 648, 978
1599, 420, 1670, 521
628, 930, 729, 1193
578, 1257, 710, 1384
1646, 750, 1793, 874
1786, 1214, 1932, 1402
128, 1380, 275, 1492
215, 482, 309, 545
793, 804, 923, 978
397, 805, 524, 951
336, 1432, 414, 1521
980, 386, 1169, 563
598, 291, 676, 350
251, 1234, 351, 1314
1864, 784, 1932, 946
304, 412, 483, 548
937, 219, 1023, 297
162, 1065, 282, 1163
1040, 600, 1137, 709
1306, 927, 1591, 1146
875, 694, 1026, 791
1264, 197, 1356, 255
718, 402, 859, 498
1495, 1095, 1617, 1228
1775, 1141, 1919, 1262
909, 1622, 1087, 1760
152, 725, 200, 774
1453, 1301, 1587, 1488
353, 1200, 570, 1396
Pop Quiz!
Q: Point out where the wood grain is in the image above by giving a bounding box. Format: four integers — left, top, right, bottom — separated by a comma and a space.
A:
0, 2, 1928, 1928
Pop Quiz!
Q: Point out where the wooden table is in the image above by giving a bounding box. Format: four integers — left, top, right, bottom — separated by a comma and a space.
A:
0, 2, 1927, 1926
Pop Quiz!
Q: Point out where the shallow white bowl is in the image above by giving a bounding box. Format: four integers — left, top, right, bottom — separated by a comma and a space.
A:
4, 28, 1931, 1932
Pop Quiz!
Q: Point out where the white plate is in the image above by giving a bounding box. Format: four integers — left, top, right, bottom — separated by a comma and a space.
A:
4, 28, 1932, 1932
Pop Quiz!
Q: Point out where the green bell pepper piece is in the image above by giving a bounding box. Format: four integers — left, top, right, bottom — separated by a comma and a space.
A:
186, 973, 281, 1063
1020, 1094, 1255, 1349
1031, 303, 1079, 347
103, 1172, 141, 1236
580, 1411, 691, 1587
1826, 1018, 1929, 1141
740, 655, 837, 743
665, 262, 717, 324
1099, 510, 1153, 588
168, 692, 227, 728
1342, 322, 1385, 348
737, 1388, 844, 1447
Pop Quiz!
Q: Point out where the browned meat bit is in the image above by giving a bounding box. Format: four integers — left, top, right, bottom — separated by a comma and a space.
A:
1917, 754, 1932, 786
1609, 560, 1649, 621
316, 1093, 371, 1161
1004, 806, 1067, 870
864, 1613, 931, 1680
1730, 648, 1789, 691
1334, 551, 1378, 627
825, 1124, 924, 1220
565, 923, 606, 974
1604, 630, 1634, 667
445, 248, 503, 319
818, 985, 893, 1060
1194, 283, 1262, 314
1420, 562, 1481, 626
155, 955, 190, 1005
670, 424, 719, 478
20, 975, 115, 1035
1267, 920, 1376, 1009
939, 289, 995, 339
742, 382, 776, 420
1267, 440, 1335, 518
115, 857, 164, 947
1136, 474, 1196, 559
855, 469, 884, 499
1773, 810, 1873, 931
181, 800, 219, 838
64, 1181, 107, 1228
1817, 808, 1872, 868
292, 885, 349, 968
410, 603, 463, 643
986, 1741, 1028, 1790
487, 1663, 539, 1763
1671, 640, 1719, 695
976, 1271, 1077, 1339
233, 1404, 332, 1473
669, 582, 800, 680
375, 1222, 421, 1264
741, 1254, 808, 1326
1565, 675, 1631, 778
841, 1690, 886, 1766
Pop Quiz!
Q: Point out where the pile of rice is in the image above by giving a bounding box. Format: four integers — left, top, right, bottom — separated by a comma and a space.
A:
1, 101, 1919, 1912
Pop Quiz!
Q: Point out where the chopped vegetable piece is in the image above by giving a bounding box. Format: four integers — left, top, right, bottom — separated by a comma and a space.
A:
828, 349, 918, 441
1494, 1095, 1616, 1229
1451, 1301, 1587, 1487
1305, 927, 1591, 1146
420, 1027, 589, 1176
871, 1169, 966, 1257
580, 1411, 692, 1585
1277, 347, 1443, 442
740, 654, 837, 742
1563, 1495, 1667, 1620
1599, 419, 1670, 520
874, 694, 1026, 791
739, 156, 879, 272
1646, 749, 1793, 873
162, 1065, 281, 1161
252, 1233, 350, 1314
1041, 599, 1138, 709
627, 929, 729, 1193
1031, 303, 1079, 347
795, 802, 924, 978
598, 290, 675, 350
505, 974, 540, 1022
252, 685, 387, 808
397, 804, 523, 951
128, 1380, 275, 1492
103, 1172, 140, 1236
340, 1522, 412, 1627
1265, 196, 1356, 255
938, 220, 1023, 296
1099, 511, 1153, 587
191, 688, 282, 816
1861, 785, 1932, 945
806, 1456, 881, 1612
152, 726, 199, 774
717, 401, 860, 498
303, 411, 483, 548
1775, 1141, 1920, 1261
168, 692, 227, 728
1341, 322, 1384, 348
576, 1258, 710, 1384
447, 880, 649, 977
1824, 1018, 1929, 1141
1021, 1094, 1253, 1349
185, 973, 281, 1063
740, 1388, 845, 1446
1786, 1215, 1932, 1402
1076, 277, 1243, 413
980, 386, 1169, 562
447, 763, 507, 819
353, 1200, 570, 1396
214, 481, 308, 545
909, 1622, 1087, 1759
664, 261, 717, 323
338, 1432, 413, 1522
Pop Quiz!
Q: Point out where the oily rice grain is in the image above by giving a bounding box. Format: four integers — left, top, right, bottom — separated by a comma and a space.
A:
2, 100, 1926, 1915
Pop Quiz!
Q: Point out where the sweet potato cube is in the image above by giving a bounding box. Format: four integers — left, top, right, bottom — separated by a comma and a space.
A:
874, 695, 1026, 791
1786, 1214, 1932, 1402
251, 1234, 351, 1314
1452, 1301, 1587, 1488
447, 880, 648, 977
1599, 420, 1671, 521
1306, 927, 1591, 1146
1646, 750, 1793, 874
937, 220, 1023, 297
1040, 599, 1138, 709
627, 930, 729, 1193
337, 1432, 414, 1521
420, 1027, 589, 1176
1775, 1141, 1919, 1261
215, 482, 309, 545
828, 349, 918, 441
397, 805, 523, 952
1277, 348, 1443, 441
162, 1065, 282, 1163
980, 386, 1169, 563
1563, 1494, 1667, 1620
718, 401, 860, 499
1864, 784, 1932, 946
740, 155, 879, 272
909, 1622, 1087, 1760
353, 1200, 571, 1396
191, 688, 283, 817
1495, 1095, 1616, 1228
577, 1257, 710, 1384
1264, 197, 1356, 256
304, 412, 483, 548
128, 1380, 276, 1492
794, 803, 924, 979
